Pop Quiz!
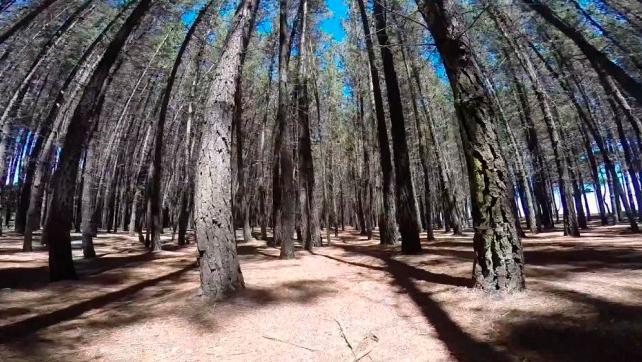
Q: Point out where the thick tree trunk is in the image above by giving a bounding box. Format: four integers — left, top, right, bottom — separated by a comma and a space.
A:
418, 0, 525, 291
476, 50, 539, 234
194, 0, 258, 298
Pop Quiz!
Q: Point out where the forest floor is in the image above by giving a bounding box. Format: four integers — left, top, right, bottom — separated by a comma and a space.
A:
0, 223, 641, 361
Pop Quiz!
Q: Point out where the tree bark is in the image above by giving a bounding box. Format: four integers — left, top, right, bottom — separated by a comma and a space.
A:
150, 0, 211, 251
418, 0, 525, 291
45, 0, 152, 281
274, 0, 298, 258
194, 0, 259, 298
371, 0, 421, 253
354, 0, 398, 245
0, 0, 59, 45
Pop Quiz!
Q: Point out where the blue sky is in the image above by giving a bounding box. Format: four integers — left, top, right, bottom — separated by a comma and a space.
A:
181, 0, 346, 41
320, 0, 347, 42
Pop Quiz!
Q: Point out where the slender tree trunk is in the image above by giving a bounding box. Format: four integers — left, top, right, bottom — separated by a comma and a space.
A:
45, 0, 152, 281
294, 0, 319, 250
524, 0, 642, 106
0, 0, 59, 45
371, 0, 420, 252
275, 0, 297, 258
21, 2, 131, 248
150, 1, 211, 251
395, 23, 435, 240
80, 142, 98, 258
491, 7, 579, 237
355, 0, 398, 245
505, 52, 553, 230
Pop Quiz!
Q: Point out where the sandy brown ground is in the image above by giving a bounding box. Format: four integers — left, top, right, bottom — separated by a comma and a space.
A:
0, 224, 641, 361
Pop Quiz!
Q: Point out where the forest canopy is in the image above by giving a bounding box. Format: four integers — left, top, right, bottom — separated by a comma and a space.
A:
0, 0, 641, 313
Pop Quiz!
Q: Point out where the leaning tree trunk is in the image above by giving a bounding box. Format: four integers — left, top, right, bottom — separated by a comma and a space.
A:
194, 0, 259, 299
0, 0, 94, 229
505, 51, 553, 230
45, 0, 152, 281
150, 0, 211, 251
491, 7, 579, 237
21, 1, 131, 248
0, 0, 59, 45
524, 0, 642, 106
394, 20, 435, 240
418, 0, 525, 291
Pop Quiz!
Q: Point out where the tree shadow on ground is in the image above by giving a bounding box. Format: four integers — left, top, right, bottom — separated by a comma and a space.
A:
0, 247, 188, 289
0, 262, 197, 343
334, 228, 642, 362
238, 244, 274, 256
234, 279, 338, 306
326, 234, 510, 362
421, 244, 642, 275
502, 286, 642, 361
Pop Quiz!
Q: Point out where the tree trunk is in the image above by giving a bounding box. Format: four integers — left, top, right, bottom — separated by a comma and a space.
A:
491, 7, 579, 237
21, 1, 131, 249
45, 0, 152, 281
150, 1, 211, 251
394, 22, 435, 240
373, 0, 422, 253
354, 0, 398, 246
195, 0, 258, 298
524, 0, 642, 106
0, 0, 59, 45
275, 0, 297, 258
80, 142, 98, 258
418, 0, 525, 291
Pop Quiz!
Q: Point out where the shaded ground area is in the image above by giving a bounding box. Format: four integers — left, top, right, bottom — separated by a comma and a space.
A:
1, 224, 641, 361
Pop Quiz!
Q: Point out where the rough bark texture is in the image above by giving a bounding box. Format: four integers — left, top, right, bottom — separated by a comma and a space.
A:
194, 0, 258, 299
418, 0, 525, 291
